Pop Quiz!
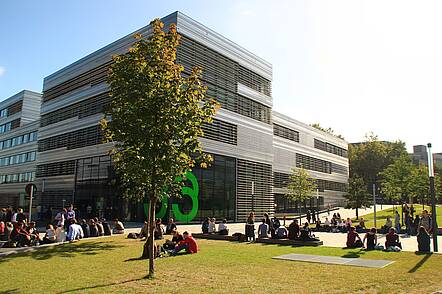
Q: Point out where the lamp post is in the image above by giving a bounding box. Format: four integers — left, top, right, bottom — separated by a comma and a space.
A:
427, 143, 438, 252
251, 181, 255, 212
316, 188, 320, 211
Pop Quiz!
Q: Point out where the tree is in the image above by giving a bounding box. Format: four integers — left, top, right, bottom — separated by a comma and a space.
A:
285, 167, 317, 213
379, 154, 415, 203
310, 123, 345, 140
349, 132, 407, 197
344, 176, 371, 219
101, 19, 218, 278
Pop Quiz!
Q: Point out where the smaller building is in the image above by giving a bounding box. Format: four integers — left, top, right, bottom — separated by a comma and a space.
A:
0, 90, 41, 208
410, 144, 442, 167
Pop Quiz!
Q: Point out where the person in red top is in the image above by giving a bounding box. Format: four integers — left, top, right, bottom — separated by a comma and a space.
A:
173, 231, 198, 255
346, 226, 363, 248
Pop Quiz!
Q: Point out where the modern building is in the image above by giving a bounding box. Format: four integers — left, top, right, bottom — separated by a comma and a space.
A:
410, 144, 442, 167
1, 12, 349, 222
0, 90, 41, 208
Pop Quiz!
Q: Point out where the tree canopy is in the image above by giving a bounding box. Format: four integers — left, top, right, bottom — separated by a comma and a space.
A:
310, 123, 345, 140
285, 167, 317, 204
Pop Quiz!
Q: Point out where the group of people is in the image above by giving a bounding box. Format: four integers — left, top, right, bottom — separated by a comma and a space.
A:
244, 212, 320, 242
0, 205, 126, 248
129, 218, 199, 256
201, 217, 229, 235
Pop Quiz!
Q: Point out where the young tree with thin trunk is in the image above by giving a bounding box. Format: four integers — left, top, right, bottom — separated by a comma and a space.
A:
344, 175, 371, 219
285, 167, 317, 215
101, 19, 218, 278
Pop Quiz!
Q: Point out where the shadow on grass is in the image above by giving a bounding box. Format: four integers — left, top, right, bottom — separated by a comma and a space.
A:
408, 252, 432, 273
0, 240, 122, 264
341, 249, 366, 258
60, 277, 147, 293
0, 289, 20, 294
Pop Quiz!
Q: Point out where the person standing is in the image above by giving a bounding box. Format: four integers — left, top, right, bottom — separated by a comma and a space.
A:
394, 210, 401, 233
54, 208, 66, 228
312, 210, 316, 223
66, 205, 75, 230
245, 212, 255, 242
306, 210, 311, 224
419, 210, 431, 233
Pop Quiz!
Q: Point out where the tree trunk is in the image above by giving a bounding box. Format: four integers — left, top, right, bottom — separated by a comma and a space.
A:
356, 207, 359, 219
148, 197, 156, 278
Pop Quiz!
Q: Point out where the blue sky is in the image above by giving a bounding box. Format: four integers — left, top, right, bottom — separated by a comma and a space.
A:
1, 1, 442, 152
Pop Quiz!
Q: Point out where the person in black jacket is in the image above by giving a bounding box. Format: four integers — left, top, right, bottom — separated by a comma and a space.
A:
89, 219, 99, 237
81, 219, 90, 238
417, 226, 431, 252
166, 218, 177, 235
102, 219, 112, 236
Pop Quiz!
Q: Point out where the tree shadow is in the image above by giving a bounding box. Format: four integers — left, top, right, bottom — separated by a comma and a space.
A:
0, 240, 121, 264
0, 289, 20, 294
60, 276, 147, 293
408, 252, 432, 273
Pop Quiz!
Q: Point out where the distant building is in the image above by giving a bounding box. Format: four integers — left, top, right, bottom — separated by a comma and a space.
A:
0, 90, 41, 208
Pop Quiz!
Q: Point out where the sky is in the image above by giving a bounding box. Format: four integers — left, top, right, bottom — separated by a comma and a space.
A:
1, 0, 441, 152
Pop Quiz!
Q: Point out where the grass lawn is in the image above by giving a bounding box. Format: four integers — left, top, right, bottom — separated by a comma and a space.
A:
353, 205, 442, 229
1, 236, 442, 293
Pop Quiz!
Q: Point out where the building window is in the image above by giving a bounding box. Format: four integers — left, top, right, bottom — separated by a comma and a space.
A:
0, 171, 35, 184
273, 124, 299, 142
38, 125, 103, 152
314, 139, 348, 158
0, 151, 36, 167
0, 131, 37, 151
238, 65, 271, 96
296, 153, 332, 174
0, 119, 20, 134
202, 119, 237, 145
42, 62, 111, 103
36, 160, 76, 177
0, 100, 22, 118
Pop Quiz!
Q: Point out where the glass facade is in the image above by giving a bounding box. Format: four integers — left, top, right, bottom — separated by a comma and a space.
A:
170, 154, 236, 222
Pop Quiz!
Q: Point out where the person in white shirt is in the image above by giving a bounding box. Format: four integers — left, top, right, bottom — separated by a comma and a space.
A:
258, 219, 269, 238
324, 217, 331, 232
67, 219, 84, 241
43, 224, 57, 244
218, 219, 229, 235
208, 218, 216, 234
54, 208, 66, 228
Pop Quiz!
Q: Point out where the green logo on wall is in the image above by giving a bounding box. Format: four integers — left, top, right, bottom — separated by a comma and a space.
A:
144, 171, 199, 222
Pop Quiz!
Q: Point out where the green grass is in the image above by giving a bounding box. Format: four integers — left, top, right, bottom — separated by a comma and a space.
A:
354, 205, 442, 229
1, 236, 442, 293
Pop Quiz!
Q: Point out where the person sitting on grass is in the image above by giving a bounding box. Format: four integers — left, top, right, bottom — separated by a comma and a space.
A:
66, 219, 84, 242
166, 218, 177, 235
356, 217, 366, 233
385, 228, 402, 249
201, 217, 210, 234
94, 218, 104, 237
417, 226, 431, 253
315, 219, 322, 231
139, 221, 148, 239
208, 218, 216, 234
80, 219, 90, 238
323, 217, 331, 232
300, 222, 319, 241
43, 224, 56, 244
163, 229, 184, 250
10, 222, 31, 247
102, 219, 112, 236
275, 224, 288, 239
346, 226, 363, 248
258, 218, 269, 238
288, 219, 300, 240
154, 218, 164, 240
218, 219, 229, 235
381, 216, 393, 234
89, 219, 99, 238
172, 231, 198, 255
113, 219, 125, 234
26, 221, 40, 245
362, 227, 377, 250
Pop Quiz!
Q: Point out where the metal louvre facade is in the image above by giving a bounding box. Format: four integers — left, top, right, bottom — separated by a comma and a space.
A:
0, 12, 349, 221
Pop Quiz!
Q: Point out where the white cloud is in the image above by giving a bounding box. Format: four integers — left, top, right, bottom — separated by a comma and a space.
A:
0, 66, 5, 77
